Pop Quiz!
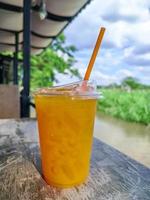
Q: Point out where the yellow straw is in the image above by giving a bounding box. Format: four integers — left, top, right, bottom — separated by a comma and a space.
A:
84, 27, 106, 81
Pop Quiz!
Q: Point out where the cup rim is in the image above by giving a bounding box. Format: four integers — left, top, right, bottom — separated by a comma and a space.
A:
33, 81, 99, 98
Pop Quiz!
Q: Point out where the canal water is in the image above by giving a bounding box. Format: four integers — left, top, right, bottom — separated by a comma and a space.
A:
94, 113, 150, 168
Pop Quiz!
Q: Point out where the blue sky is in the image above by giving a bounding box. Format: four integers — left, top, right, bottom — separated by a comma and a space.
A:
59, 0, 150, 86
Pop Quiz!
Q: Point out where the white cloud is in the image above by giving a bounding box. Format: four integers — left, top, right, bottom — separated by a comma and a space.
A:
90, 71, 117, 85
64, 0, 150, 85
134, 67, 150, 78
116, 69, 133, 78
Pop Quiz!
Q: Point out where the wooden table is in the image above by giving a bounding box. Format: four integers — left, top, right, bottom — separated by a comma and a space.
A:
0, 119, 150, 200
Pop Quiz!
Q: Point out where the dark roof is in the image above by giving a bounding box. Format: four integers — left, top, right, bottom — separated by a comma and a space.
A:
0, 0, 92, 54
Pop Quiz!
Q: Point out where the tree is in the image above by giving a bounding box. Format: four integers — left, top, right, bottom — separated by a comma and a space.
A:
121, 77, 141, 89
29, 33, 80, 91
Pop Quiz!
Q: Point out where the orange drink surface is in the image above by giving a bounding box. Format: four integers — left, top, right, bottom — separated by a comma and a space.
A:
35, 85, 97, 188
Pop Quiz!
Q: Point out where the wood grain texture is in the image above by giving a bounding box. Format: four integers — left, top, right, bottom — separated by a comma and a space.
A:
0, 119, 150, 200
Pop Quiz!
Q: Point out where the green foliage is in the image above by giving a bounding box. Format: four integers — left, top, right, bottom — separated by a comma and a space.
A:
1, 33, 80, 90
29, 34, 80, 91
51, 33, 77, 57
98, 89, 150, 125
121, 77, 144, 89
100, 77, 150, 90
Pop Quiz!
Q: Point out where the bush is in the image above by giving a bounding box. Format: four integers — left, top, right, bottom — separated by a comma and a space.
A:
97, 89, 150, 125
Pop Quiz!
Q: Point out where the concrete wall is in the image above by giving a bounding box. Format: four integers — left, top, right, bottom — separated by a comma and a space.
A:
0, 85, 20, 118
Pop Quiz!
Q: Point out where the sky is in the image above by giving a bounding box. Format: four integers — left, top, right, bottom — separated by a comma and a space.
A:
58, 0, 150, 86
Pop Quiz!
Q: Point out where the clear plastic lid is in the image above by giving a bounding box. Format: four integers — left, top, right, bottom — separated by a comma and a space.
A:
34, 81, 100, 99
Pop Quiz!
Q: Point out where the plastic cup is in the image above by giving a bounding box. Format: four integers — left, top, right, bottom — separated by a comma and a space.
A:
34, 81, 98, 188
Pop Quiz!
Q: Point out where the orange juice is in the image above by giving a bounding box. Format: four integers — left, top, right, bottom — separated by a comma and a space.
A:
35, 85, 97, 187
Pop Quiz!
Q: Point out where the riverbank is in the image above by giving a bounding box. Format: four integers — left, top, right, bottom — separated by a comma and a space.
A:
97, 89, 150, 125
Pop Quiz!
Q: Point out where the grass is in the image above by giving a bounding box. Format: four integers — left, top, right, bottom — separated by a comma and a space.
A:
97, 89, 150, 125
